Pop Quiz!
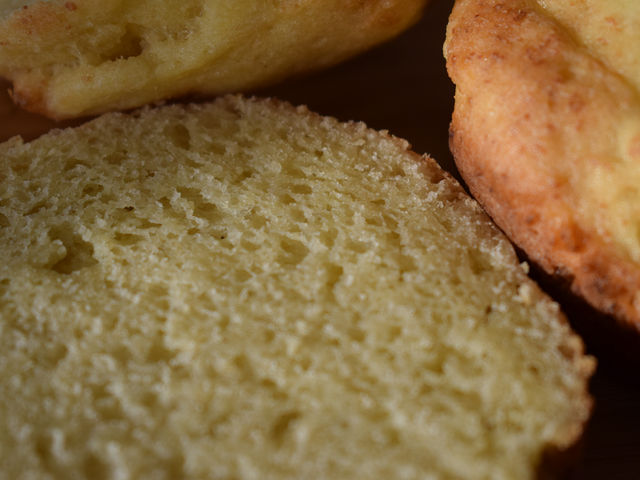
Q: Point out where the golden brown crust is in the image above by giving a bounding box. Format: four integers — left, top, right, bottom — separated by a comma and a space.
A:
445, 0, 640, 364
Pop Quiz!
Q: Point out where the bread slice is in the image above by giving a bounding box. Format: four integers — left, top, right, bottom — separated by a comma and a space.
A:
0, 0, 426, 119
444, 0, 640, 367
0, 96, 593, 479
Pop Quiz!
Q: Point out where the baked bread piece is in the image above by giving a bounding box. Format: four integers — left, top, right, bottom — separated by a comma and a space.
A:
0, 96, 593, 479
445, 0, 640, 366
0, 0, 427, 120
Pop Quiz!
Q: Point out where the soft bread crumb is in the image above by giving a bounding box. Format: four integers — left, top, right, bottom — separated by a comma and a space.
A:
0, 96, 593, 480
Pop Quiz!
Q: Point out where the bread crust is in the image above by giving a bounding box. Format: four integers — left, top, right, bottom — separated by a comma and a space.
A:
445, 0, 640, 365
0, 0, 427, 119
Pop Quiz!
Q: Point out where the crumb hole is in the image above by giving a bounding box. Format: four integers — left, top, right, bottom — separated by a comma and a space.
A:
386, 231, 401, 244
211, 229, 228, 241
236, 170, 254, 183
111, 345, 132, 363
158, 197, 172, 209
207, 142, 226, 156
348, 327, 365, 342
439, 217, 453, 233
185, 4, 204, 19
261, 378, 288, 400
247, 209, 268, 229
283, 164, 306, 178
391, 165, 406, 177
9, 160, 29, 175
289, 208, 307, 225
233, 354, 254, 380
469, 249, 492, 275
104, 24, 144, 62
35, 434, 54, 470
83, 453, 109, 480
272, 411, 301, 444
165, 124, 192, 150
320, 227, 338, 248
297, 357, 312, 371
49, 227, 99, 274
63, 158, 90, 172
288, 184, 312, 195
325, 263, 343, 288
177, 187, 223, 222
277, 237, 309, 266
114, 232, 144, 246
387, 325, 402, 342
281, 194, 295, 205
346, 238, 368, 254
235, 269, 251, 282
43, 343, 68, 366
241, 240, 260, 252
383, 214, 398, 230
0, 278, 9, 297
419, 382, 433, 396
218, 315, 230, 332
264, 329, 276, 343
147, 342, 175, 363
138, 219, 161, 229
104, 152, 126, 166
82, 184, 104, 197
194, 201, 222, 223
0, 213, 11, 228
398, 253, 416, 272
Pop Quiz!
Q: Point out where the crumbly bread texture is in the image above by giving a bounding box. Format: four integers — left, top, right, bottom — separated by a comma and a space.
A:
445, 0, 640, 365
0, 96, 593, 480
0, 0, 426, 119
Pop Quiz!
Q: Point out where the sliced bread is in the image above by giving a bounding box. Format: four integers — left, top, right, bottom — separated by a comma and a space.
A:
0, 96, 593, 479
0, 0, 426, 119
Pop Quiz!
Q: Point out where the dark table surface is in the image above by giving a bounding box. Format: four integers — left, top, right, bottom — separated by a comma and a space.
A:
1, 0, 639, 477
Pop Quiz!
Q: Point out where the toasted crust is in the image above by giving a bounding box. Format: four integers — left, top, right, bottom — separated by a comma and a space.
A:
0, 0, 426, 119
445, 0, 640, 364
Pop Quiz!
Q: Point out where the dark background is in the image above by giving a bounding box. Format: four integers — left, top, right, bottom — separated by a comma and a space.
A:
1, 0, 639, 477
